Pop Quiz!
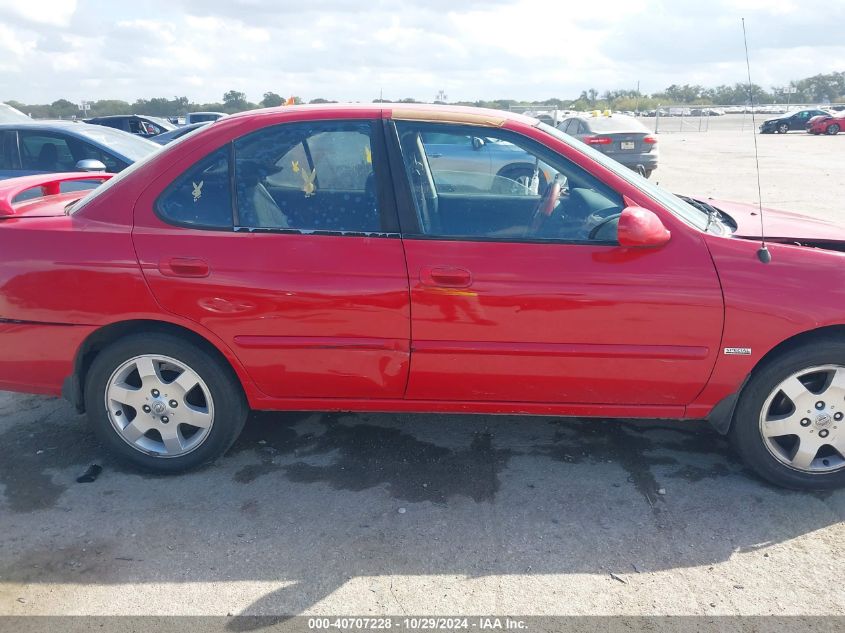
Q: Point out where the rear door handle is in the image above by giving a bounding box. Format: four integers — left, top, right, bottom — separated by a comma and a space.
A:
159, 257, 210, 278
420, 265, 473, 288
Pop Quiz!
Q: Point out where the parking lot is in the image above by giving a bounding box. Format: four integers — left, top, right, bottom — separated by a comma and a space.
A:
1, 118, 844, 619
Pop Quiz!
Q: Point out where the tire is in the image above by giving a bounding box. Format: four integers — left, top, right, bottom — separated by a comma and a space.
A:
827, 123, 840, 135
643, 169, 653, 179
729, 339, 845, 490
84, 333, 247, 473
777, 123, 790, 134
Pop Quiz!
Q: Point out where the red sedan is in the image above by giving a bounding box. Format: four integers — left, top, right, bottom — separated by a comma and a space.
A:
807, 112, 845, 135
1, 104, 844, 490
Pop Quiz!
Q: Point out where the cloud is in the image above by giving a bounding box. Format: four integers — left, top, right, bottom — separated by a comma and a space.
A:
0, 0, 77, 27
0, 0, 842, 104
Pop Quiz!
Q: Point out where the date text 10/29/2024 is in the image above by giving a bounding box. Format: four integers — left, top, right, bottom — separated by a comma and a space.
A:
308, 617, 528, 630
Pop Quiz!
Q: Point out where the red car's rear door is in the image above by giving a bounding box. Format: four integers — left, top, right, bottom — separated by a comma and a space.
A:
390, 119, 723, 407
132, 117, 411, 400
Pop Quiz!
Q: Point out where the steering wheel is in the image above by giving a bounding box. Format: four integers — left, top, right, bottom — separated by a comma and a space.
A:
528, 178, 561, 235
587, 212, 622, 241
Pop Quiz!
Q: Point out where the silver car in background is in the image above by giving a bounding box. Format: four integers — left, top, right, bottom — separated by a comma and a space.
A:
421, 132, 551, 193
557, 114, 658, 178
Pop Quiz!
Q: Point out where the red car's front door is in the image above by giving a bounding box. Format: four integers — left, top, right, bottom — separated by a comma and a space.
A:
133, 117, 411, 400
392, 120, 723, 407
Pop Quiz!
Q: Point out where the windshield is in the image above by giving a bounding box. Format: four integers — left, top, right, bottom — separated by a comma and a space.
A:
145, 116, 176, 131
76, 124, 160, 161
538, 122, 708, 231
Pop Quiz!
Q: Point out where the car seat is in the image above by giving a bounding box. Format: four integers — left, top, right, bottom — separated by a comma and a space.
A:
37, 143, 59, 171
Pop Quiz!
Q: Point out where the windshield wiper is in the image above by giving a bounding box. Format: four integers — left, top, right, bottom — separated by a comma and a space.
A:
64, 198, 84, 214
676, 195, 725, 232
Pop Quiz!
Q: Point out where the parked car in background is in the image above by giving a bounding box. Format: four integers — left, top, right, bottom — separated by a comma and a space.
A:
3, 104, 845, 490
185, 112, 226, 125
0, 121, 159, 181
690, 107, 725, 116
85, 114, 175, 138
806, 112, 845, 135
759, 109, 830, 134
151, 121, 211, 145
0, 103, 31, 123
420, 131, 551, 193
557, 113, 658, 178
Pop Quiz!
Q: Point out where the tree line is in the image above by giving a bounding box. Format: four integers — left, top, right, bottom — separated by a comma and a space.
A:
7, 71, 843, 119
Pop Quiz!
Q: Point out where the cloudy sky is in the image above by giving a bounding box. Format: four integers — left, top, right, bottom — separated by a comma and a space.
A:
0, 0, 842, 104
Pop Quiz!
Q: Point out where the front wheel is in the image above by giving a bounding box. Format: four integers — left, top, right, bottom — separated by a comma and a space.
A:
85, 333, 247, 473
730, 341, 845, 490
827, 123, 840, 135
777, 123, 790, 134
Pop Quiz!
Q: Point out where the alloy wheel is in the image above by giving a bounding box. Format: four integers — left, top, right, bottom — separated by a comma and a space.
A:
105, 354, 215, 457
759, 365, 845, 473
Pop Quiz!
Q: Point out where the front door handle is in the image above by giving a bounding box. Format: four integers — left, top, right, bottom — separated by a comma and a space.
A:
420, 265, 472, 288
159, 257, 210, 278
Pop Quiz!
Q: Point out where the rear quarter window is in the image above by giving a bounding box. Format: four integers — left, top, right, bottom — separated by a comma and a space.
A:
156, 146, 233, 229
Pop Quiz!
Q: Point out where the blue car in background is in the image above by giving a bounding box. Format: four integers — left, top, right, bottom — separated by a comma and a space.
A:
0, 120, 158, 182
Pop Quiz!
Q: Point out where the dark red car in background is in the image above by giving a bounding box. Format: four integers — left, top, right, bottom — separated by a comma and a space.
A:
807, 112, 845, 135
1, 104, 844, 490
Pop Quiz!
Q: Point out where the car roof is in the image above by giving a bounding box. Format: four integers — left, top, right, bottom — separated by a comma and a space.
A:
223, 103, 539, 128
0, 120, 88, 130
0, 120, 159, 160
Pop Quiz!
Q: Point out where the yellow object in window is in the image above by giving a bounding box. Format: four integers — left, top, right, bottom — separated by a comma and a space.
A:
300, 167, 317, 197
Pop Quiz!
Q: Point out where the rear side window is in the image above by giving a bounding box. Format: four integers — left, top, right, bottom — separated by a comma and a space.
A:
232, 120, 381, 232
19, 132, 76, 171
156, 147, 233, 229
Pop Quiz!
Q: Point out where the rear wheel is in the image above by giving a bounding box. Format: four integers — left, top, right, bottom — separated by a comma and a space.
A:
777, 123, 790, 134
730, 341, 845, 490
827, 123, 840, 135
85, 333, 247, 473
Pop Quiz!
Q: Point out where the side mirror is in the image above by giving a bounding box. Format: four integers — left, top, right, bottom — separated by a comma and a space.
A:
76, 159, 106, 172
617, 206, 671, 248
471, 136, 486, 150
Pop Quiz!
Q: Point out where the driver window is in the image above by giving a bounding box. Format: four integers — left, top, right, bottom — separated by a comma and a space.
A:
395, 122, 624, 243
